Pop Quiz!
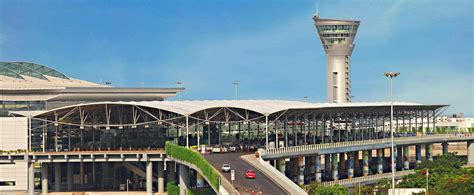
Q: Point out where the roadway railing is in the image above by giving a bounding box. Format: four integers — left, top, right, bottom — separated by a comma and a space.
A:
260, 134, 474, 158
322, 170, 414, 187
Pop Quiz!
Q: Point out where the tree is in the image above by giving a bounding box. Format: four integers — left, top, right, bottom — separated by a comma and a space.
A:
397, 153, 473, 194
302, 182, 349, 195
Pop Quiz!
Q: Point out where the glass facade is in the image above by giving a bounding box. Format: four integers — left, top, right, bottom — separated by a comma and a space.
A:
318, 24, 358, 45
0, 101, 46, 116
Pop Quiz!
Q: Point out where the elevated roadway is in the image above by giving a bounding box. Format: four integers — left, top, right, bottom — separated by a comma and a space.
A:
322, 170, 415, 187
259, 134, 474, 160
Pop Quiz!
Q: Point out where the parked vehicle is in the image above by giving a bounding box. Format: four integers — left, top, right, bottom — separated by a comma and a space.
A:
212, 146, 221, 153
229, 146, 237, 152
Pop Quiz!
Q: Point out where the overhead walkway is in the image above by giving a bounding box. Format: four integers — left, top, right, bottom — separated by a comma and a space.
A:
259, 134, 474, 160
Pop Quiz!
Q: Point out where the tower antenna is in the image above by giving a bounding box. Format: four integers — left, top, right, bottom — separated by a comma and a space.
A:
315, 3, 320, 17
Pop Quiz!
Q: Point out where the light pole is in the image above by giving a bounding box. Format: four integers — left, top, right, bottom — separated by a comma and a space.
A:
303, 96, 308, 102
233, 81, 240, 100
126, 179, 131, 192
175, 81, 183, 101
425, 169, 429, 195
384, 71, 400, 195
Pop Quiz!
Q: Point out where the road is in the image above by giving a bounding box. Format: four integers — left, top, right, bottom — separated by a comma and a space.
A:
205, 152, 287, 195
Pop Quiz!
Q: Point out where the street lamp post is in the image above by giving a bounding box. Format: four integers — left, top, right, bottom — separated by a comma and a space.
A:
126, 179, 131, 192
384, 71, 400, 195
175, 81, 183, 101
233, 81, 240, 100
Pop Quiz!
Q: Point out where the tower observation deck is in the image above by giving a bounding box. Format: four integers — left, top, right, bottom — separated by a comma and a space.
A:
313, 14, 360, 103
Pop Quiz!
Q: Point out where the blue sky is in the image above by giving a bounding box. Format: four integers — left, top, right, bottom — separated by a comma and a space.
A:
0, 0, 472, 115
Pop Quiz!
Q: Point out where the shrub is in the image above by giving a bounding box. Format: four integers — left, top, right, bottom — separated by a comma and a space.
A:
167, 181, 179, 195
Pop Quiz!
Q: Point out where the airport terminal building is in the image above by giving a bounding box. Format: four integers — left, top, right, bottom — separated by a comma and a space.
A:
0, 62, 447, 194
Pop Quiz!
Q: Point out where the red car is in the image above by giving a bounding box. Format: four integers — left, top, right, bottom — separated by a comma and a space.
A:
245, 169, 256, 179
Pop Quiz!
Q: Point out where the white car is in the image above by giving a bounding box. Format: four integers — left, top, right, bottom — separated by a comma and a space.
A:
221, 164, 231, 172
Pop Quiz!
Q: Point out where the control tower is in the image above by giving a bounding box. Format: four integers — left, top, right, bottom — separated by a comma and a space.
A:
313, 14, 360, 103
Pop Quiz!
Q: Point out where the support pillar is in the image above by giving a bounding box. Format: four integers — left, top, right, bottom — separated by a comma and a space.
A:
442, 142, 449, 155
55, 163, 61, 192
168, 161, 176, 183
362, 150, 369, 176
403, 146, 410, 170
315, 155, 322, 182
347, 152, 354, 179
377, 149, 383, 174
277, 159, 286, 175
290, 158, 298, 182
146, 161, 153, 195
415, 145, 422, 165
468, 141, 474, 166
196, 172, 204, 188
157, 162, 164, 193
324, 154, 331, 179
425, 144, 433, 161
339, 153, 346, 178
397, 146, 403, 170
297, 156, 305, 185
331, 153, 338, 181
41, 163, 48, 194
353, 151, 359, 176
79, 162, 84, 184
307, 156, 315, 177
67, 163, 73, 191
92, 162, 96, 184
28, 162, 34, 195
179, 164, 190, 195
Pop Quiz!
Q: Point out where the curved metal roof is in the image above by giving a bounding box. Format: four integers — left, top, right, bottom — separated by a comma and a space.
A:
14, 100, 441, 118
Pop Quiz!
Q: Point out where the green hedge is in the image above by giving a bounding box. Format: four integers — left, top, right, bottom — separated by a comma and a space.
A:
165, 142, 220, 190
167, 181, 179, 195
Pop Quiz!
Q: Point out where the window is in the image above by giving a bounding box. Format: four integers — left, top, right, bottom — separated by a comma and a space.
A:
332, 72, 338, 85
0, 181, 16, 186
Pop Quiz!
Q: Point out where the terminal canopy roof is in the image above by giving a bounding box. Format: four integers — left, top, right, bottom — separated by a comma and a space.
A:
11, 100, 447, 127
